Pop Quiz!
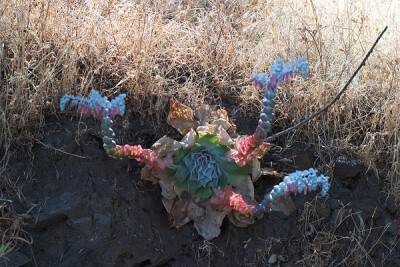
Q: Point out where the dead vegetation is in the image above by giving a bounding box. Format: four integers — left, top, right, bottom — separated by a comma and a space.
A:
0, 0, 399, 263
296, 197, 400, 266
252, 197, 400, 266
0, 176, 32, 262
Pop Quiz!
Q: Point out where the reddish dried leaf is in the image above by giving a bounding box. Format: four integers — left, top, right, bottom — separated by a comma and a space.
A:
167, 98, 196, 135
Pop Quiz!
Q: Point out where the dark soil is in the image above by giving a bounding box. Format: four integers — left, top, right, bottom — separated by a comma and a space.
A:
2, 113, 400, 267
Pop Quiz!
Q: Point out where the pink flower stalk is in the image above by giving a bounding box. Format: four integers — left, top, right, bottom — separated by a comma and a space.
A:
229, 193, 255, 218
114, 144, 171, 174
210, 186, 234, 214
95, 105, 104, 118
108, 106, 120, 118
77, 105, 91, 115
210, 187, 255, 218
227, 135, 261, 167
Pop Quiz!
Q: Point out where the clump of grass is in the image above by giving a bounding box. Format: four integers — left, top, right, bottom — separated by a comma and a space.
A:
0, 175, 32, 260
296, 197, 399, 266
196, 240, 224, 267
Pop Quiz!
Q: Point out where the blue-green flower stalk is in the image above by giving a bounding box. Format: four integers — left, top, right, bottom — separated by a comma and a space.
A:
211, 168, 330, 219
230, 57, 309, 166
252, 168, 330, 217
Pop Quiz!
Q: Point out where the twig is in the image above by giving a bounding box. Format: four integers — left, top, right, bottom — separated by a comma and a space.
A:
264, 26, 388, 143
34, 139, 92, 159
213, 4, 224, 56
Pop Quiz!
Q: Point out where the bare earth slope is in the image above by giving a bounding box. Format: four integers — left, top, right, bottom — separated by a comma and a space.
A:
3, 114, 399, 266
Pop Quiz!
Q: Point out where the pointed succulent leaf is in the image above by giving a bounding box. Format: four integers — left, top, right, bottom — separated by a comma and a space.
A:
196, 134, 220, 147
188, 179, 203, 192
217, 172, 228, 189
175, 165, 190, 183
220, 159, 252, 176
173, 147, 191, 164
208, 145, 229, 158
207, 177, 219, 188
193, 186, 213, 200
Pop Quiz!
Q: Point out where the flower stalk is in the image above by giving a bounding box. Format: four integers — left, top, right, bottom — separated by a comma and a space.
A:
228, 58, 308, 166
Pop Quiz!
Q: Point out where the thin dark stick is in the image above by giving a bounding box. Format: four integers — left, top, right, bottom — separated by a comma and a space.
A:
264, 26, 388, 143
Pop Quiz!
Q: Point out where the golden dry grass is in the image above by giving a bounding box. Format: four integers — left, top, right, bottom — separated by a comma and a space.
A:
0, 0, 399, 261
0, 175, 32, 261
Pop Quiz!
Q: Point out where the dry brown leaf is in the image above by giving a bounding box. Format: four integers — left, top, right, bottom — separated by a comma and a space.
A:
141, 167, 157, 182
228, 211, 254, 227
151, 135, 182, 157
193, 200, 226, 240
162, 197, 175, 214
229, 175, 255, 201
250, 159, 261, 182
253, 142, 273, 159
260, 168, 283, 177
170, 198, 191, 228
180, 129, 196, 148
197, 123, 234, 146
167, 98, 196, 135
159, 178, 177, 199
213, 109, 237, 133
170, 192, 205, 228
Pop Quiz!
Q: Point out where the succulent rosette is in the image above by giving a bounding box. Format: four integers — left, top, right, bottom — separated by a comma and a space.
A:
172, 134, 251, 201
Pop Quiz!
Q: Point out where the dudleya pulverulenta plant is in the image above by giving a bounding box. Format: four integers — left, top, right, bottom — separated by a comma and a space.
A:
60, 57, 330, 239
173, 134, 252, 202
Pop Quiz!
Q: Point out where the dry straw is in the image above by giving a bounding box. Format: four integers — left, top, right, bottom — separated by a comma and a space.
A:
0, 0, 399, 194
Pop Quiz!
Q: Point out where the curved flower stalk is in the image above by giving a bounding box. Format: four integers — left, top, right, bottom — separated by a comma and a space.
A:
60, 90, 169, 174
228, 57, 309, 166
211, 168, 330, 219
60, 89, 126, 119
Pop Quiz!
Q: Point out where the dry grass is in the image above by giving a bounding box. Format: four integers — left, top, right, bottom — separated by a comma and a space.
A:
295, 197, 400, 266
0, 175, 32, 261
196, 240, 224, 266
254, 197, 400, 266
0, 0, 399, 260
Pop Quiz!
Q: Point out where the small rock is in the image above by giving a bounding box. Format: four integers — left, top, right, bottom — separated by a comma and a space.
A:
277, 255, 286, 262
0, 251, 31, 267
333, 155, 363, 180
30, 213, 68, 232
272, 196, 296, 216
268, 254, 278, 264
29, 192, 83, 231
